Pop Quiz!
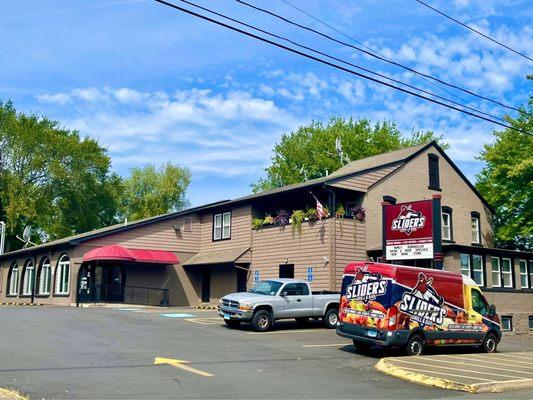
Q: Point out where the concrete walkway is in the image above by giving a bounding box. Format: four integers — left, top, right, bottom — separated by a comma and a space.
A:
376, 352, 533, 393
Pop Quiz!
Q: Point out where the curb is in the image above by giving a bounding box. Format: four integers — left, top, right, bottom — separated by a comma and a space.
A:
0, 387, 27, 400
194, 305, 217, 310
375, 358, 533, 394
0, 302, 43, 306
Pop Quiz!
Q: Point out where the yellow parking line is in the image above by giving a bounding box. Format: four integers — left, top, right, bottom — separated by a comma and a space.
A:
390, 365, 492, 382
246, 329, 329, 335
423, 358, 533, 376
302, 343, 349, 348
438, 355, 533, 370
393, 359, 521, 380
154, 357, 213, 377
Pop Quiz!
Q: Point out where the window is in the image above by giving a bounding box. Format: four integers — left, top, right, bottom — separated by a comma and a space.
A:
21, 259, 35, 296
55, 254, 70, 295
282, 283, 309, 296
471, 212, 481, 244
472, 255, 484, 286
501, 316, 512, 331
7, 263, 19, 296
501, 258, 513, 288
279, 264, 294, 278
471, 289, 488, 316
37, 257, 52, 295
530, 261, 533, 289
519, 260, 528, 288
460, 253, 470, 277
442, 211, 452, 241
428, 154, 440, 190
529, 316, 533, 331
213, 212, 231, 240
491, 257, 501, 287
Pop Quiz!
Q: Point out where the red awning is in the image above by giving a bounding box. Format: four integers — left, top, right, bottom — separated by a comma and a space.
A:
83, 244, 179, 264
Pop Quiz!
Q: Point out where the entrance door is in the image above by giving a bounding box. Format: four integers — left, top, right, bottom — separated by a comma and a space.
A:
77, 265, 92, 303
94, 265, 125, 302
201, 268, 211, 303
236, 266, 248, 292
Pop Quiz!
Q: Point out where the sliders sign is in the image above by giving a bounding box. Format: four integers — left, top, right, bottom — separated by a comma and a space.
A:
385, 200, 433, 260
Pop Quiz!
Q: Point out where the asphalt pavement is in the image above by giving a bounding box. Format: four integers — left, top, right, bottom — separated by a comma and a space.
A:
0, 306, 532, 399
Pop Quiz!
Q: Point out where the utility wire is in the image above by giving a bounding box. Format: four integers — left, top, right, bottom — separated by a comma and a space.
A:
154, 0, 530, 134
236, 0, 523, 114
279, 0, 473, 111
414, 0, 533, 63
176, 0, 507, 124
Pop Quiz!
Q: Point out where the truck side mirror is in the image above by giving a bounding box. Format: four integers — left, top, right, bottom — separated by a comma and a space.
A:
280, 291, 288, 297
488, 304, 496, 317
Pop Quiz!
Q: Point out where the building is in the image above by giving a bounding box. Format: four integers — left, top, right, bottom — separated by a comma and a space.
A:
1, 142, 531, 333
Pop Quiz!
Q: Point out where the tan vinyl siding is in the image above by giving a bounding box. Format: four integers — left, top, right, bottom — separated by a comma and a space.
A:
329, 166, 400, 192
200, 206, 252, 251
251, 219, 332, 290
334, 218, 367, 289
85, 215, 201, 253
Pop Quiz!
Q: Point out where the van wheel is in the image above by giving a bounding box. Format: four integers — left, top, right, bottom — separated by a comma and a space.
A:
480, 333, 498, 353
224, 320, 240, 329
353, 340, 371, 353
406, 334, 425, 356
323, 308, 338, 329
252, 310, 273, 332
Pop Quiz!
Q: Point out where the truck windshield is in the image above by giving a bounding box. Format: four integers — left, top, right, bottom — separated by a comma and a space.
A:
249, 280, 283, 296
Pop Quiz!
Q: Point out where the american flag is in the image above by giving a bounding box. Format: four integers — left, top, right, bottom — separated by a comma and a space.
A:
316, 197, 329, 219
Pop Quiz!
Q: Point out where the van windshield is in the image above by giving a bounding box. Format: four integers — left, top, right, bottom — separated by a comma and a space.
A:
249, 280, 283, 296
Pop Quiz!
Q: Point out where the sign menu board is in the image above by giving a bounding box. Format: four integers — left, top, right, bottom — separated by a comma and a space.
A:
385, 200, 433, 260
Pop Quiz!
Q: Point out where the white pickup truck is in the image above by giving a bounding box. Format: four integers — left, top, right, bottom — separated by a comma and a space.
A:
218, 279, 340, 331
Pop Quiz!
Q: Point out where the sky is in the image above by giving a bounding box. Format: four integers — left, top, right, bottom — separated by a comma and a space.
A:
1, 0, 531, 206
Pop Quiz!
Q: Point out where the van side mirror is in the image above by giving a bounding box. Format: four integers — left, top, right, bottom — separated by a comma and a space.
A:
488, 304, 496, 317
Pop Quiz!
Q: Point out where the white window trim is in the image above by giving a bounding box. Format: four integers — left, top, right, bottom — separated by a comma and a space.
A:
22, 261, 35, 296
8, 265, 19, 296
213, 214, 222, 241
460, 253, 471, 277
501, 257, 513, 288
442, 212, 451, 241
55, 255, 70, 295
222, 212, 231, 239
472, 255, 484, 287
471, 217, 480, 244
491, 257, 501, 287
501, 316, 513, 332
39, 259, 52, 295
529, 261, 533, 289
213, 212, 231, 241
519, 259, 528, 289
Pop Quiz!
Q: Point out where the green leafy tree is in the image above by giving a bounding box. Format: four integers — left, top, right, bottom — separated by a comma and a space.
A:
120, 163, 191, 221
0, 101, 122, 250
476, 99, 533, 250
252, 116, 447, 193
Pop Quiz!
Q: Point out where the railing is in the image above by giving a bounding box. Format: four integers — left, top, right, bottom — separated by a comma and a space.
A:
88, 285, 169, 306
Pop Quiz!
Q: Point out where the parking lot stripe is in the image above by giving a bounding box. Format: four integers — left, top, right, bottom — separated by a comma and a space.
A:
158, 313, 195, 318
437, 355, 533, 371
184, 318, 221, 325
154, 357, 213, 377
392, 359, 521, 380
246, 329, 329, 335
420, 358, 533, 376
489, 353, 533, 361
302, 343, 349, 348
467, 354, 533, 366
384, 365, 492, 382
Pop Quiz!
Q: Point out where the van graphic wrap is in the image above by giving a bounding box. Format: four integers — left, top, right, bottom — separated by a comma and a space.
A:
345, 266, 388, 303
399, 273, 447, 326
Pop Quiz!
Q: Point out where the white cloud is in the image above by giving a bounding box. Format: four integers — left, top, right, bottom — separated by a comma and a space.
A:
36, 92, 71, 104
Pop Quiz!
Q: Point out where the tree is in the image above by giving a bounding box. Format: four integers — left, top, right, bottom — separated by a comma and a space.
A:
476, 99, 533, 250
252, 116, 447, 193
0, 101, 122, 250
120, 163, 191, 221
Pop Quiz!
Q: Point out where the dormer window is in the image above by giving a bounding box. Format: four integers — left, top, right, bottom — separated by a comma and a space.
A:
213, 212, 231, 241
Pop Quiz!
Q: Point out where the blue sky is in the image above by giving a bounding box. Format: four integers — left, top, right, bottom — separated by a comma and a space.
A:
1, 0, 531, 206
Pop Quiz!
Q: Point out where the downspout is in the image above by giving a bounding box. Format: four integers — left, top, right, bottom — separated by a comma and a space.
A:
324, 185, 336, 291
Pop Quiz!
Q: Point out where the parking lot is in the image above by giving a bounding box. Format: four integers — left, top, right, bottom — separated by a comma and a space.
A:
0, 306, 532, 399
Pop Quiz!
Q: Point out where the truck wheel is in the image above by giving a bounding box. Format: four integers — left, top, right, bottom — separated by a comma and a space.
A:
480, 333, 498, 353
295, 317, 309, 325
353, 340, 371, 353
323, 308, 338, 329
405, 334, 425, 356
252, 310, 272, 332
224, 320, 241, 329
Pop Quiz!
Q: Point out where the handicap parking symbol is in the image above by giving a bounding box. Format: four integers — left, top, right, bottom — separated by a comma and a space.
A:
307, 267, 313, 282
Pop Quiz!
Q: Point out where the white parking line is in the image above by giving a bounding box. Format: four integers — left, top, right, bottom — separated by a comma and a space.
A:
424, 357, 533, 376
391, 366, 492, 382
302, 343, 349, 348
246, 329, 330, 335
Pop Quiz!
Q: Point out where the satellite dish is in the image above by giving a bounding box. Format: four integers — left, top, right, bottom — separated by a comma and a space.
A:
17, 225, 36, 248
